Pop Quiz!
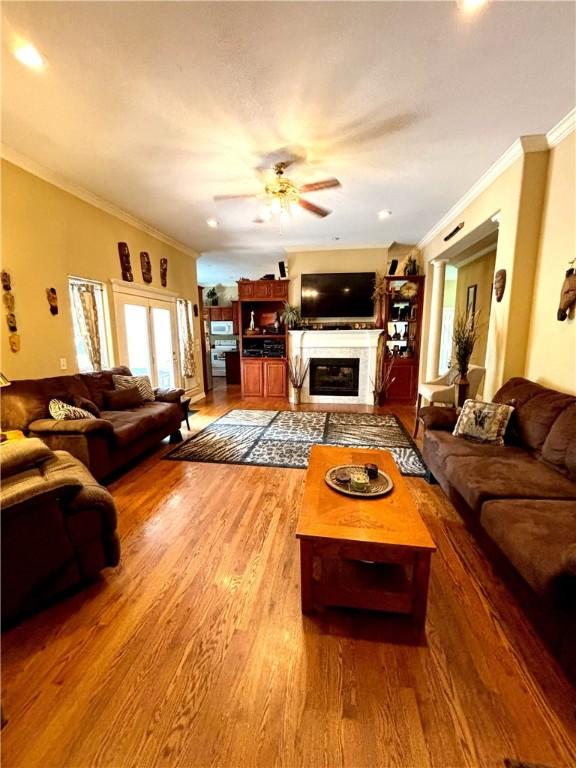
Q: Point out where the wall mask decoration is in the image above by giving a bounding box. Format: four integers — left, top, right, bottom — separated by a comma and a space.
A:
160, 258, 168, 287
140, 251, 152, 284
557, 267, 576, 321
9, 333, 20, 353
193, 303, 199, 317
6, 312, 17, 332
118, 242, 134, 282
46, 287, 58, 315
3, 292, 15, 313
1, 271, 11, 291
494, 269, 506, 302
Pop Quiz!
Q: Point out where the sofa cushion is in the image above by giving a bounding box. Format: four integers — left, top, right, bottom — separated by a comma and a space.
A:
49, 398, 96, 421
424, 429, 527, 471
112, 374, 155, 402
81, 371, 115, 410
103, 387, 143, 410
492, 377, 576, 453
0, 437, 54, 478
453, 399, 514, 445
443, 452, 576, 514
541, 404, 576, 480
481, 499, 576, 601
1, 375, 92, 431
101, 401, 180, 448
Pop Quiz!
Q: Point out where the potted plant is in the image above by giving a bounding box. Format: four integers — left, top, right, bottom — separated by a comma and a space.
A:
287, 355, 309, 405
371, 273, 387, 329
281, 302, 301, 330
452, 311, 479, 406
371, 333, 396, 406
206, 287, 218, 306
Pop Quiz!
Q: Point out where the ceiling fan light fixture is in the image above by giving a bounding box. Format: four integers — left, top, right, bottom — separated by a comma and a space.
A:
457, 0, 487, 13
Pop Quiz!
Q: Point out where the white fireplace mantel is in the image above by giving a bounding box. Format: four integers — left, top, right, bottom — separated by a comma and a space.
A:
288, 329, 382, 405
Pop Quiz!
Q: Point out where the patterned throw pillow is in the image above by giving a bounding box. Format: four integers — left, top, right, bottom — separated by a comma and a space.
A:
112, 374, 155, 402
452, 399, 514, 446
49, 398, 96, 421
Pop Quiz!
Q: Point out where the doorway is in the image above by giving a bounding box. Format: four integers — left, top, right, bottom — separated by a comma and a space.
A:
114, 288, 180, 389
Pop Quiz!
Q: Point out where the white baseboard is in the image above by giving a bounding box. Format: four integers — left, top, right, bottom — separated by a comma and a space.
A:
188, 390, 206, 404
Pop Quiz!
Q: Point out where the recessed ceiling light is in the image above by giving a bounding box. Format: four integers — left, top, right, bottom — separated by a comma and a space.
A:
378, 209, 392, 220
457, 0, 487, 13
206, 218, 219, 229
14, 42, 45, 70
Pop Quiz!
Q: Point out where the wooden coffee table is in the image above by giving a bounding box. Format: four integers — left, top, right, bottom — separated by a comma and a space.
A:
296, 445, 436, 628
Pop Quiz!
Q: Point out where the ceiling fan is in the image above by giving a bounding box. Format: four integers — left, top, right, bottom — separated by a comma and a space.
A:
214, 161, 341, 220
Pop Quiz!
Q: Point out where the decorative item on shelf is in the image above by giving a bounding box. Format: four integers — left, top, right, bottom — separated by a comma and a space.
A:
399, 281, 419, 299
371, 273, 387, 329
392, 323, 401, 340
494, 269, 506, 303
46, 287, 58, 315
557, 264, 576, 321
403, 248, 421, 276
371, 333, 396, 406
281, 302, 301, 330
118, 242, 134, 282
392, 344, 400, 356
402, 326, 408, 340
451, 311, 479, 406
160, 258, 168, 287
140, 252, 153, 284
206, 287, 218, 306
249, 310, 255, 331
287, 354, 309, 405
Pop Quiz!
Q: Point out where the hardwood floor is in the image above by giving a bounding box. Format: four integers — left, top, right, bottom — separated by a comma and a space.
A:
2, 381, 576, 768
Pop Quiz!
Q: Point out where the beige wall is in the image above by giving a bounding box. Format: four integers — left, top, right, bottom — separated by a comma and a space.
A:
455, 250, 496, 368
525, 132, 576, 393
1, 160, 204, 393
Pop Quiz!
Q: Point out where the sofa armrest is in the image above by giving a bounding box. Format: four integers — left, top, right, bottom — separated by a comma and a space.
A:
29, 418, 114, 436
154, 388, 184, 403
419, 406, 458, 432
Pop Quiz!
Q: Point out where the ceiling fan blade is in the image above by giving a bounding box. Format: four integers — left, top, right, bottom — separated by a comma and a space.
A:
298, 198, 332, 218
299, 178, 341, 193
213, 193, 257, 201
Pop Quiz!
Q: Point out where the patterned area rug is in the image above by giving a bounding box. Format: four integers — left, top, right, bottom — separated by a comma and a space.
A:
166, 409, 427, 477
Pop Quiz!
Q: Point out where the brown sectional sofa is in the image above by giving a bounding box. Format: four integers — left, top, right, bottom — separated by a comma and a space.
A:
1, 367, 184, 480
1, 438, 120, 623
421, 377, 576, 680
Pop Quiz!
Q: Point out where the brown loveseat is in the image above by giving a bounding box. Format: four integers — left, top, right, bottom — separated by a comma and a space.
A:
1, 438, 120, 623
1, 367, 184, 480
421, 378, 576, 680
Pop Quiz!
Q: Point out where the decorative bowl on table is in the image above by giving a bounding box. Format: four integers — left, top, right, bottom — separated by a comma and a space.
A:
324, 464, 394, 498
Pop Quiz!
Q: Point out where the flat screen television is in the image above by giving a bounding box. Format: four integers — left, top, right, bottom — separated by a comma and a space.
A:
301, 272, 375, 318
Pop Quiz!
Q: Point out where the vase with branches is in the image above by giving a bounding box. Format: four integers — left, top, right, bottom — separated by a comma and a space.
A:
287, 355, 309, 405
452, 311, 479, 406
370, 332, 396, 406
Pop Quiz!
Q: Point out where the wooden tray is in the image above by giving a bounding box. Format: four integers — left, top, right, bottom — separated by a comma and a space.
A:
324, 464, 394, 498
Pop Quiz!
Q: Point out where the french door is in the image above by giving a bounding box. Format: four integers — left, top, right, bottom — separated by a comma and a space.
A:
116, 293, 179, 389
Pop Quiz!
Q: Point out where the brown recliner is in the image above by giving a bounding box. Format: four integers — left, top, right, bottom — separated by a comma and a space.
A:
1, 438, 120, 623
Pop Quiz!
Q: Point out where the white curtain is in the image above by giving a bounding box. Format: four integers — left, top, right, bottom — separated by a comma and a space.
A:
177, 299, 197, 383
70, 282, 102, 371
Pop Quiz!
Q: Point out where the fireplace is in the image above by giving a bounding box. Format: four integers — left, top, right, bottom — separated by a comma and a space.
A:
309, 358, 360, 397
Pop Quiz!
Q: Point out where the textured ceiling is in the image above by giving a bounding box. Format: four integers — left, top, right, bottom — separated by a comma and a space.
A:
2, 1, 575, 284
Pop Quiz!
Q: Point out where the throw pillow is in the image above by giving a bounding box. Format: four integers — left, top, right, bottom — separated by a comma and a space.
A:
112, 374, 154, 402
72, 395, 101, 417
452, 399, 514, 446
103, 387, 143, 410
49, 398, 96, 421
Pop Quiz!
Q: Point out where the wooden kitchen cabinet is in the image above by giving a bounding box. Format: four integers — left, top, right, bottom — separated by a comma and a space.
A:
238, 279, 289, 301
231, 301, 240, 335
220, 307, 233, 321
241, 359, 287, 397
264, 360, 287, 397
241, 359, 264, 397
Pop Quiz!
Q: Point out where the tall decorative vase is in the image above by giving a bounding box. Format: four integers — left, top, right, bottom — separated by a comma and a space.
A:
375, 298, 384, 329
373, 391, 381, 408
292, 387, 301, 406
455, 373, 469, 407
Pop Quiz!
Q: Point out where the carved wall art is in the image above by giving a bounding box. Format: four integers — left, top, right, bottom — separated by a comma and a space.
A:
557, 267, 576, 321
160, 258, 168, 287
46, 287, 58, 315
118, 242, 134, 282
494, 269, 506, 302
2, 271, 19, 352
140, 252, 152, 284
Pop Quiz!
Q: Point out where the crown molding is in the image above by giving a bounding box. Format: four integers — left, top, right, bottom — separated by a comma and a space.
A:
417, 133, 548, 250
546, 107, 576, 147
1, 144, 199, 259
284, 243, 392, 254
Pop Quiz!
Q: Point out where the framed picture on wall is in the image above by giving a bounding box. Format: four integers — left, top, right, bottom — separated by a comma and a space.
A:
466, 284, 477, 324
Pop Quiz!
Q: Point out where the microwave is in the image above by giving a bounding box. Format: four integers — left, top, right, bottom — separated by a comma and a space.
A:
210, 320, 234, 336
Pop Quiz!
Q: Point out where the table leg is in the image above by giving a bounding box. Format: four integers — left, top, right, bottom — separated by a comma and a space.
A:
412, 551, 431, 630
299, 540, 314, 614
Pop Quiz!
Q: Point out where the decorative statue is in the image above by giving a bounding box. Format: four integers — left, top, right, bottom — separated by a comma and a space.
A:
160, 258, 168, 287
250, 310, 255, 331
140, 252, 152, 284
557, 267, 576, 321
9, 333, 20, 352
46, 287, 58, 315
494, 269, 506, 302
118, 242, 134, 282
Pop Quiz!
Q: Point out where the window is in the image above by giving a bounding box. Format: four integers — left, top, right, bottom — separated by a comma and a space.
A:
68, 277, 111, 372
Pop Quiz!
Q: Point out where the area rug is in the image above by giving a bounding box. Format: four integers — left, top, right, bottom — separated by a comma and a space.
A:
165, 409, 427, 477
